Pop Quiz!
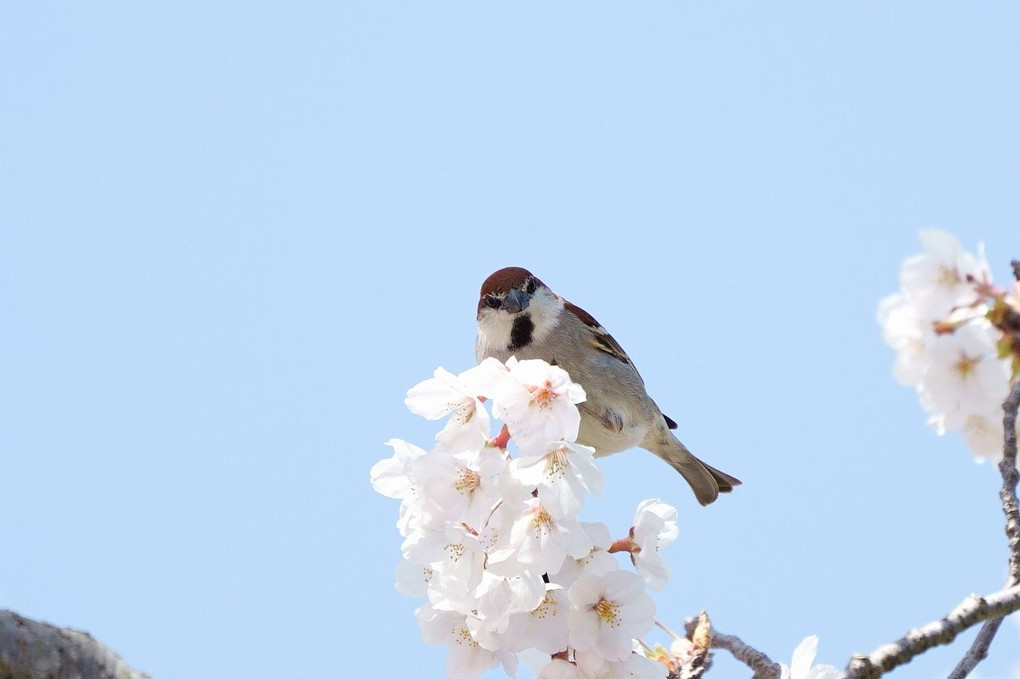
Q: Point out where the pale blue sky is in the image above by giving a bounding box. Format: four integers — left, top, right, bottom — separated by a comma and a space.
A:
2, 3, 1019, 679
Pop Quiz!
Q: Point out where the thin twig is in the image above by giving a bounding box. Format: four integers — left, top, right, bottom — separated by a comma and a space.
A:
946, 618, 1005, 679
945, 379, 1020, 679
684, 617, 781, 679
657, 619, 684, 642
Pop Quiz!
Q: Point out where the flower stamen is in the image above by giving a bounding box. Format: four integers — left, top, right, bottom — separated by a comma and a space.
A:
594, 597, 621, 628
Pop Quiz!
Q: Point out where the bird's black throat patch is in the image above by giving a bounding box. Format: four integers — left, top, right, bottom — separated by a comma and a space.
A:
509, 314, 535, 351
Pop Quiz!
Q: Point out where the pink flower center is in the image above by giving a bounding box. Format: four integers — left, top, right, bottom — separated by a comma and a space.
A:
954, 354, 978, 380
529, 380, 556, 408
936, 264, 962, 288
531, 504, 553, 535
454, 467, 481, 494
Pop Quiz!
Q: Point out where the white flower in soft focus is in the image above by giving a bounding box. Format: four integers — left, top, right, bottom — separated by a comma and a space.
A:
629, 500, 679, 592
567, 571, 656, 662
371, 439, 427, 537
876, 293, 930, 387
900, 229, 990, 321
962, 413, 1016, 462
921, 322, 1010, 433
405, 367, 492, 453
413, 447, 505, 530
371, 438, 425, 500
491, 357, 587, 454
504, 586, 570, 654
508, 440, 604, 519
780, 636, 841, 679
417, 605, 517, 679
488, 497, 594, 577
395, 557, 432, 598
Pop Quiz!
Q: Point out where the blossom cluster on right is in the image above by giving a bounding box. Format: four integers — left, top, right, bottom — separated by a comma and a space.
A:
878, 230, 1020, 460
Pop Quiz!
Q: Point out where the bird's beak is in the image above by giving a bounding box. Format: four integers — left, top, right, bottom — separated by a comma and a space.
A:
502, 288, 530, 314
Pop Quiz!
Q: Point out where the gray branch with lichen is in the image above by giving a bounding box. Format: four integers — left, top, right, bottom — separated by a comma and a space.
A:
0, 609, 149, 679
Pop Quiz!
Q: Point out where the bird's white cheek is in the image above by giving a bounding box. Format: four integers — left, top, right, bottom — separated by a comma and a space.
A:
523, 292, 565, 344
476, 311, 514, 354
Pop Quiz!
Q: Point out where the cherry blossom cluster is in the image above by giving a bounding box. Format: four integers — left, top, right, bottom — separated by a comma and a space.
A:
371, 357, 680, 679
878, 230, 1020, 460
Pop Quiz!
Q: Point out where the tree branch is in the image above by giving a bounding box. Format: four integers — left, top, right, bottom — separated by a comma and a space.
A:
997, 379, 1020, 585
843, 586, 1020, 679
684, 617, 780, 679
0, 609, 149, 679
945, 379, 1020, 679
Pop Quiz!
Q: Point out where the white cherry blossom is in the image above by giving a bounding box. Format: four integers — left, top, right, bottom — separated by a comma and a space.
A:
629, 499, 679, 592
779, 635, 841, 679
402, 524, 487, 611
488, 496, 594, 577
551, 522, 619, 588
395, 557, 432, 598
491, 357, 587, 454
370, 438, 425, 500
507, 439, 603, 519
405, 367, 492, 453
876, 293, 930, 387
413, 446, 505, 530
375, 358, 673, 679
899, 229, 989, 321
418, 605, 516, 679
551, 549, 619, 589
371, 439, 427, 536
471, 569, 547, 636
921, 321, 1010, 432
503, 586, 571, 654
567, 571, 656, 662
879, 231, 1014, 462
961, 413, 1019, 463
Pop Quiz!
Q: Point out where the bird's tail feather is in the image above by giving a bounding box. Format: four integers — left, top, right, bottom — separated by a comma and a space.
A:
652, 439, 741, 506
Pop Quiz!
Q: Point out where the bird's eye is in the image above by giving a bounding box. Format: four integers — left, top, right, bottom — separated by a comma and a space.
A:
524, 277, 536, 294
484, 295, 501, 309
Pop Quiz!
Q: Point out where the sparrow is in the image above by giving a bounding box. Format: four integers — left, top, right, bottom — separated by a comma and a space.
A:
475, 266, 740, 506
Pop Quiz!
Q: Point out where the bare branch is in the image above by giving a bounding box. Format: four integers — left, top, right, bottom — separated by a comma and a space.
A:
684, 616, 781, 679
998, 379, 1020, 584
844, 585, 1020, 679
946, 379, 1020, 679
945, 617, 1006, 679
0, 609, 149, 679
